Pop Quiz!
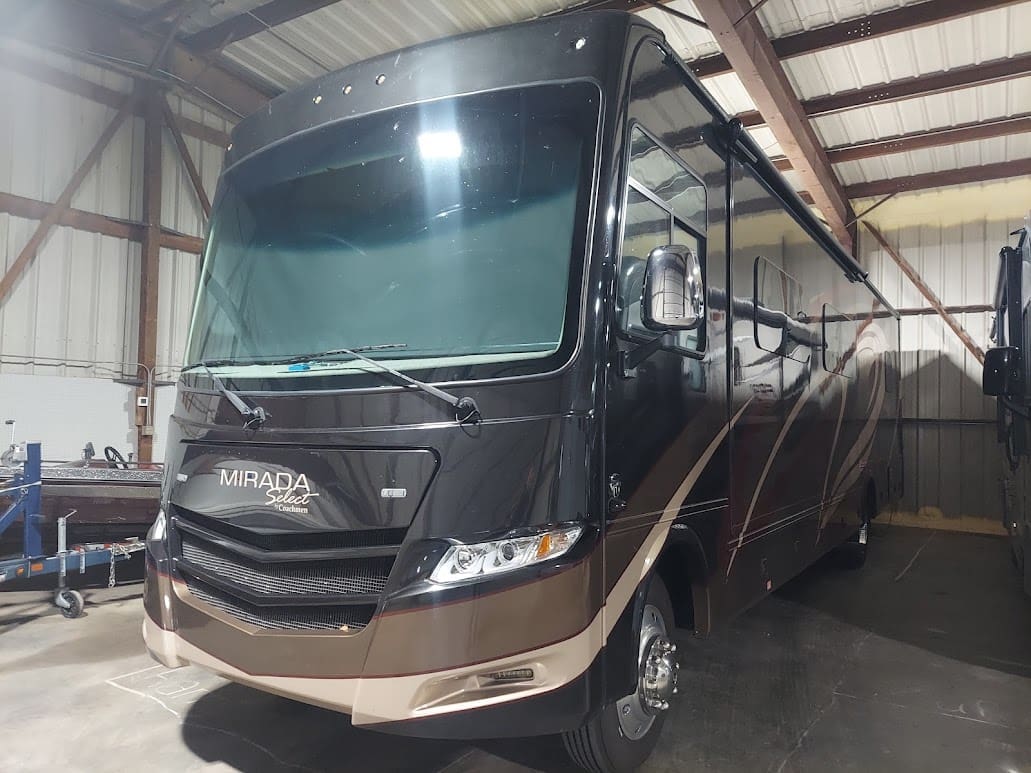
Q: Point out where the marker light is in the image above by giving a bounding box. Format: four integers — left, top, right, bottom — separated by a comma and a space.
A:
430, 525, 582, 584
418, 130, 462, 160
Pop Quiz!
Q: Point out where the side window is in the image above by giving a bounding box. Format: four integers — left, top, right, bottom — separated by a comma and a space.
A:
618, 126, 707, 354
822, 304, 857, 378
753, 256, 808, 362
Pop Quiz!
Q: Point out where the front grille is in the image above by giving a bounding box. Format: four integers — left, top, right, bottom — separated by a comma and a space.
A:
171, 507, 403, 633
180, 534, 392, 597
186, 576, 375, 632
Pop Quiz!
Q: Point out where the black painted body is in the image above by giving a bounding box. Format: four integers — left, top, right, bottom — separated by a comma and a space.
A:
155, 11, 901, 738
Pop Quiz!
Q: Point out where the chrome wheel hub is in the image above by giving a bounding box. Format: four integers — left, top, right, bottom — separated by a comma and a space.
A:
642, 637, 679, 711
616, 603, 680, 741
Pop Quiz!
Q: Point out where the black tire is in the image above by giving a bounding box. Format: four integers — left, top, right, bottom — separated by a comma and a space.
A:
57, 589, 84, 619
835, 485, 877, 570
562, 576, 676, 773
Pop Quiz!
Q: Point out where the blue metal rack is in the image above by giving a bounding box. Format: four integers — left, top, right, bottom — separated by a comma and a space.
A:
0, 442, 145, 618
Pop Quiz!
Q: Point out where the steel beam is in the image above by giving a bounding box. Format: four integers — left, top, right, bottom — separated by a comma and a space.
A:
184, 0, 343, 51
691, 0, 1023, 78
694, 0, 854, 248
0, 191, 203, 252
737, 53, 1031, 127
770, 114, 1031, 170
8, 0, 271, 118
0, 95, 134, 306
864, 222, 985, 364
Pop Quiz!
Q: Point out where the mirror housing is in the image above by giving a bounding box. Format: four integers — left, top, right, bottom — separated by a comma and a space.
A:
983, 346, 1023, 397
641, 245, 704, 332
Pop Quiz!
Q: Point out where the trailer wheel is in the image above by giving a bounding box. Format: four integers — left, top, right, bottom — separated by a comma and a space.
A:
56, 589, 84, 619
562, 576, 677, 773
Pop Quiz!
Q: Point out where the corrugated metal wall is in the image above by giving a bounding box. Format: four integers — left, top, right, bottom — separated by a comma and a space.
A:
0, 52, 227, 460
861, 197, 1026, 534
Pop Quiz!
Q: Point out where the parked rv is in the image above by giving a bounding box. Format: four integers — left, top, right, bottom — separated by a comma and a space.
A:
984, 218, 1031, 596
143, 11, 901, 772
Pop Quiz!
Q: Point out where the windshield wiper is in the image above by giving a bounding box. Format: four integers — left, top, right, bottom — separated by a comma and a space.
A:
277, 344, 481, 425
185, 361, 269, 430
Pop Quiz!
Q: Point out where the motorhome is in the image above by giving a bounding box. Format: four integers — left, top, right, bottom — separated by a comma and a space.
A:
984, 216, 1030, 596
143, 11, 901, 772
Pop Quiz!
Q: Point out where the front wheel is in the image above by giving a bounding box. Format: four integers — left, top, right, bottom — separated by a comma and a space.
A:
562, 576, 678, 773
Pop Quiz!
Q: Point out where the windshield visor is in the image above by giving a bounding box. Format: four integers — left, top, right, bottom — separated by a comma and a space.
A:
186, 81, 601, 389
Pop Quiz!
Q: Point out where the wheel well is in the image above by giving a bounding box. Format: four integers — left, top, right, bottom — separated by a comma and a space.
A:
655, 538, 706, 633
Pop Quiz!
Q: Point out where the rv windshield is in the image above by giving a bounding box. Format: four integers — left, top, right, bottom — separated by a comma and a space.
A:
186, 82, 599, 387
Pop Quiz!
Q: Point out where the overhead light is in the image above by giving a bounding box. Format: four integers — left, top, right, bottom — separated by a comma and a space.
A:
418, 131, 462, 160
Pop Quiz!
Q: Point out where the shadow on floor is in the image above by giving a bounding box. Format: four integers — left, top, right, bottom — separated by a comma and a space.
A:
778, 523, 1031, 678
182, 682, 578, 773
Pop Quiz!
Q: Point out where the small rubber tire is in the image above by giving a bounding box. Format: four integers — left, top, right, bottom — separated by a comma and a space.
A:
57, 589, 84, 619
562, 576, 675, 773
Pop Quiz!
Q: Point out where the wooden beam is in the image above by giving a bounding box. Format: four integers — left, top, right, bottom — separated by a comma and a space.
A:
845, 158, 1031, 199
690, 0, 1023, 79
184, 0, 342, 51
897, 304, 993, 317
694, 0, 854, 248
737, 53, 1031, 127
160, 231, 205, 253
0, 191, 204, 252
162, 99, 212, 218
8, 0, 272, 118
864, 221, 984, 364
137, 88, 163, 462
0, 49, 232, 147
770, 114, 1031, 170
0, 96, 134, 305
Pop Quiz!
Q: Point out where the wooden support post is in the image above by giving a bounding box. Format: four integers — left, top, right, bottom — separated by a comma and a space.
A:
162, 100, 212, 219
136, 87, 164, 463
864, 222, 985, 364
0, 95, 133, 305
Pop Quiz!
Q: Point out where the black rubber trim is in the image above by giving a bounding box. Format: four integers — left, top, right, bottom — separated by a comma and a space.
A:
173, 517, 401, 562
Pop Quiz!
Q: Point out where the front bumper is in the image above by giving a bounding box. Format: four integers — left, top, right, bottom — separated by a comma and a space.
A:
143, 610, 599, 738
142, 558, 603, 738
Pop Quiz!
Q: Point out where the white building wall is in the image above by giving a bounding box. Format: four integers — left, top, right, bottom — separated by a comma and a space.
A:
0, 50, 227, 462
862, 183, 1031, 534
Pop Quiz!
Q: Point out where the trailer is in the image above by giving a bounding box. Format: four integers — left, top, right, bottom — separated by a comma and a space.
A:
0, 442, 145, 618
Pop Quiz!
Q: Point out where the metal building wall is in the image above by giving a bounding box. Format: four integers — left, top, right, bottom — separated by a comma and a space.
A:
0, 52, 227, 461
861, 200, 1023, 535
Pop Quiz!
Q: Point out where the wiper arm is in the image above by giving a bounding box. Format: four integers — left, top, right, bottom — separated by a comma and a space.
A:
287, 345, 481, 425
190, 362, 269, 430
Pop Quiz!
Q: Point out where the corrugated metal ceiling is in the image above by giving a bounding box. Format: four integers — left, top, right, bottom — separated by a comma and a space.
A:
91, 0, 1031, 198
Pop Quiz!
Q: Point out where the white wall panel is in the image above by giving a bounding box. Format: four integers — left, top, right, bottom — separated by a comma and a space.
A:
862, 215, 1020, 529
0, 373, 137, 461
0, 52, 228, 462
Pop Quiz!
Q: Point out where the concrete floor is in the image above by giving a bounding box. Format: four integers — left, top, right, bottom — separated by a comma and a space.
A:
2, 525, 1031, 772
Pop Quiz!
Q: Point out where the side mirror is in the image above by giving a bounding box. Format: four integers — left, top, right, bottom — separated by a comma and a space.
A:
641, 245, 704, 331
984, 346, 1022, 397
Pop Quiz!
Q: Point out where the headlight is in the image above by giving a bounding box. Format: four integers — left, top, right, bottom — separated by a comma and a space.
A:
430, 525, 582, 584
